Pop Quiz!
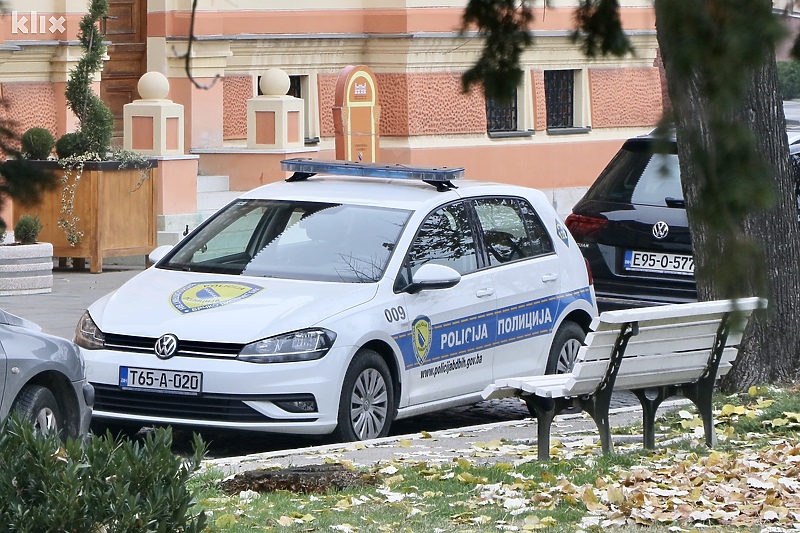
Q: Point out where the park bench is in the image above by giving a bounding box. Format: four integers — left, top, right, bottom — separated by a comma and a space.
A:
481, 297, 767, 460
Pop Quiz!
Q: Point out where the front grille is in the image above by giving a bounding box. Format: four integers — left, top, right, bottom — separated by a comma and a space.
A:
93, 385, 317, 423
104, 333, 244, 358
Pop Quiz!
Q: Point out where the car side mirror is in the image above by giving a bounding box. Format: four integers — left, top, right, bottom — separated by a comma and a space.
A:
148, 245, 173, 265
404, 263, 461, 294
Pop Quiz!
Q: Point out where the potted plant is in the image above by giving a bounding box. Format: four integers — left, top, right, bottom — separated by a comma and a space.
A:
11, 0, 157, 273
0, 215, 54, 295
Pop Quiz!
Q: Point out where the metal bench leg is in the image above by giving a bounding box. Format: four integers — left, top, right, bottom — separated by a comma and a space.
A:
680, 382, 717, 447
679, 314, 731, 448
579, 388, 615, 455
524, 395, 558, 461
631, 386, 675, 449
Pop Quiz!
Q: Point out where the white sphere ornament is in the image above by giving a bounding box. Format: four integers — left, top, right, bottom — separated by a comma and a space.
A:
138, 72, 170, 100
260, 69, 291, 96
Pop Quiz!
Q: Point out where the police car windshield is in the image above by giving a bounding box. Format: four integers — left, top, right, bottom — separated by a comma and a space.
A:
160, 199, 412, 283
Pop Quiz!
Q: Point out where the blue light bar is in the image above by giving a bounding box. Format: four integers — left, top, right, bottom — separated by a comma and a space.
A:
281, 158, 464, 182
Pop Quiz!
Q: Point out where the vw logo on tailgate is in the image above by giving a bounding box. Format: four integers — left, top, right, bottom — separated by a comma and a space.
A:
154, 334, 179, 359
652, 221, 670, 240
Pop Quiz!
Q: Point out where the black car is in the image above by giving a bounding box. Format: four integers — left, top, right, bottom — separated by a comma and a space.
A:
566, 130, 800, 310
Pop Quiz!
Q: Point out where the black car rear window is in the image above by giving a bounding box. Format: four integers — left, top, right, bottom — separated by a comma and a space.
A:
584, 140, 683, 207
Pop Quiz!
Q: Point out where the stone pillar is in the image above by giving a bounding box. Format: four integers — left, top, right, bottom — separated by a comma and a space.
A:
123, 72, 184, 155
124, 72, 199, 247
247, 69, 304, 150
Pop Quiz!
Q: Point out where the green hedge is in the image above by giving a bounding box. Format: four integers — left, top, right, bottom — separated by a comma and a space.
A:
778, 60, 800, 100
0, 416, 207, 533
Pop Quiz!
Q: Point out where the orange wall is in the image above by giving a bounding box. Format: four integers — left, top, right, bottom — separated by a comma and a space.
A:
147, 7, 654, 38
197, 138, 625, 194
590, 68, 663, 128
169, 77, 224, 149
0, 82, 59, 145
381, 140, 624, 190
223, 76, 252, 140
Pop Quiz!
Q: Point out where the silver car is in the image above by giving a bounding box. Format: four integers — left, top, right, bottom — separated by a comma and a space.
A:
0, 309, 93, 438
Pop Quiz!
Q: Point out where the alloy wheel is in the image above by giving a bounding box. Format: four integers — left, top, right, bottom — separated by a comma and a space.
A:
349, 368, 389, 440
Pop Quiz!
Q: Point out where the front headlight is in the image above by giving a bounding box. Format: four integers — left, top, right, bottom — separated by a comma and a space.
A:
74, 310, 105, 349
238, 328, 336, 363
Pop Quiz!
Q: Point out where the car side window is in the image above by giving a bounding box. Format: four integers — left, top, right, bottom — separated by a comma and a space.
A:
517, 199, 554, 256
406, 202, 478, 276
473, 197, 552, 266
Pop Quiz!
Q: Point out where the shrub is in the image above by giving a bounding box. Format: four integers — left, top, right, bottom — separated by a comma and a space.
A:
55, 132, 90, 159
777, 60, 800, 100
13, 214, 42, 244
64, 0, 114, 157
20, 127, 55, 160
0, 415, 207, 532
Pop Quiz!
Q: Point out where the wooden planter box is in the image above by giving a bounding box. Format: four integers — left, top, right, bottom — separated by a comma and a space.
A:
12, 160, 158, 273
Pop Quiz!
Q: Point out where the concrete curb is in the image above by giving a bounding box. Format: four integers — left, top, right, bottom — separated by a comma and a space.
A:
204, 398, 692, 475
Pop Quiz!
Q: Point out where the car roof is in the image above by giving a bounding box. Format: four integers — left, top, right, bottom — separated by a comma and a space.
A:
237, 174, 547, 212
638, 127, 800, 153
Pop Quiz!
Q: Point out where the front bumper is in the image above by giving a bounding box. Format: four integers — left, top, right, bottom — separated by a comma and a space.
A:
72, 380, 94, 438
82, 345, 350, 435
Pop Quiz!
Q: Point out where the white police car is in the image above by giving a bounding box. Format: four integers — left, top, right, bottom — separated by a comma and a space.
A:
76, 159, 597, 441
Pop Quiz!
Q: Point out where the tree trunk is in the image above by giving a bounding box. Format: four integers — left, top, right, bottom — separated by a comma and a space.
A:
655, 0, 800, 388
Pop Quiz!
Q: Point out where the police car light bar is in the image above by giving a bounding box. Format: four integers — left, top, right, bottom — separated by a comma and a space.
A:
281, 158, 464, 190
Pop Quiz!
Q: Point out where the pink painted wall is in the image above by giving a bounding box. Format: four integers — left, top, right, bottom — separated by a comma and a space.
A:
169, 77, 224, 150
590, 68, 663, 128
155, 158, 199, 216
223, 75, 252, 140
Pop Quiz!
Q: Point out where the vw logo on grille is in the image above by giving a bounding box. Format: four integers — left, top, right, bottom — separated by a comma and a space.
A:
652, 221, 670, 240
154, 334, 179, 360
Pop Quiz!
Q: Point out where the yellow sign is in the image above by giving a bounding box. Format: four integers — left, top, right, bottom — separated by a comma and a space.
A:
170, 282, 263, 314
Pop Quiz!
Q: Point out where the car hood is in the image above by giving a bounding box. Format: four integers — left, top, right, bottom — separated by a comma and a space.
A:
88, 268, 379, 343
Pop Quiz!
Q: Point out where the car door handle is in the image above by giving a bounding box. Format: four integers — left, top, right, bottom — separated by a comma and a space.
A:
541, 273, 559, 283
476, 288, 494, 298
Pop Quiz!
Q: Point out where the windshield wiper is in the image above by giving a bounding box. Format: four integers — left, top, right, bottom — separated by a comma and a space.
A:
665, 197, 685, 208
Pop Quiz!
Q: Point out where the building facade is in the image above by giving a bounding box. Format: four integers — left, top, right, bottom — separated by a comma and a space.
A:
1, 0, 663, 239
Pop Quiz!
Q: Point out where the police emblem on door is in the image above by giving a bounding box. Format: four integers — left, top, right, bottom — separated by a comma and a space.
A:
411, 316, 432, 365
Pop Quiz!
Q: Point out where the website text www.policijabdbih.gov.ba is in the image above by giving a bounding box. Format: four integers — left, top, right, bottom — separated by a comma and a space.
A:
420, 353, 483, 379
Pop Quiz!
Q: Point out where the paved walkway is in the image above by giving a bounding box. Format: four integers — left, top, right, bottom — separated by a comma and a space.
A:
203, 402, 689, 475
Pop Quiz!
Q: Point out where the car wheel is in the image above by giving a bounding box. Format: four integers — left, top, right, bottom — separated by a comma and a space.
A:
332, 349, 394, 442
545, 320, 585, 375
13, 384, 62, 436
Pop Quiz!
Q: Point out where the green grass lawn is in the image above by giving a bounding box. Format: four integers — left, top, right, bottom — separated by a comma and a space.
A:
191, 385, 800, 532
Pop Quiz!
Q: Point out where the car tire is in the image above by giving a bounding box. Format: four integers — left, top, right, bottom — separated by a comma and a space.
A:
545, 320, 585, 375
13, 384, 62, 436
332, 349, 394, 442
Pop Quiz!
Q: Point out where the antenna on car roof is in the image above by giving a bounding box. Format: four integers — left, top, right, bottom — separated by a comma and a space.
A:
280, 158, 464, 191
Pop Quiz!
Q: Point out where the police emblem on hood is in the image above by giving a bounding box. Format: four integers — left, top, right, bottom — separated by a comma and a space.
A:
171, 282, 263, 314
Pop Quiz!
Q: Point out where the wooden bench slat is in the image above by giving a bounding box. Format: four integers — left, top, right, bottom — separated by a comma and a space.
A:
570, 350, 710, 381
590, 296, 764, 327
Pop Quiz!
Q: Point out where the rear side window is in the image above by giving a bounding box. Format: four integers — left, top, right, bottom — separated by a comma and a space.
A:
585, 140, 682, 207
473, 197, 553, 266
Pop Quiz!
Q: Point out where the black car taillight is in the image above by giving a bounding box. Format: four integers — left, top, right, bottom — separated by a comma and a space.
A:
565, 213, 608, 239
